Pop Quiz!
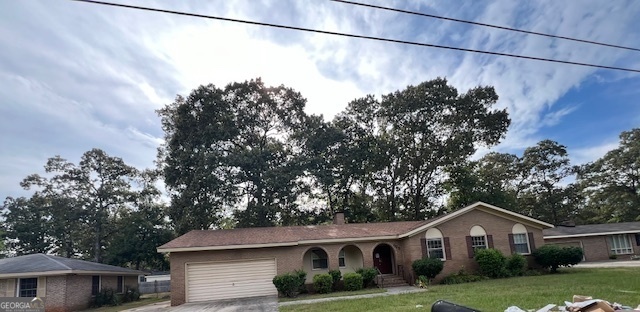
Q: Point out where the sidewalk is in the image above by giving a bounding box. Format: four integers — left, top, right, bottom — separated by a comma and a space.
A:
279, 286, 426, 307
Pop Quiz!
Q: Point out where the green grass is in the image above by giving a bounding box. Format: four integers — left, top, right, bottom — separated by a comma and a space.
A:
280, 268, 640, 312
279, 288, 387, 302
81, 297, 168, 312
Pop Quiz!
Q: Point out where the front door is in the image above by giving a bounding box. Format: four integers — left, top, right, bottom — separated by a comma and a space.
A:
373, 244, 393, 274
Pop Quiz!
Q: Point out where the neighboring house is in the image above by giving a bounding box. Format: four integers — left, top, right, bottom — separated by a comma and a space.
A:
544, 222, 640, 261
0, 254, 143, 312
158, 202, 553, 306
143, 274, 170, 282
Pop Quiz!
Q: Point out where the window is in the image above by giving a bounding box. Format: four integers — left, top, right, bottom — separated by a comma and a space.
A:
91, 276, 101, 296
427, 238, 444, 259
19, 278, 37, 297
511, 224, 531, 254
471, 236, 487, 251
117, 276, 124, 293
338, 249, 346, 267
609, 234, 633, 255
311, 249, 328, 269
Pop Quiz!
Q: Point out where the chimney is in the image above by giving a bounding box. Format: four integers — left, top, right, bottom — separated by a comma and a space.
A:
333, 212, 345, 225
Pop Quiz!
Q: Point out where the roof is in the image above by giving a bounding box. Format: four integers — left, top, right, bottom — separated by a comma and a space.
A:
158, 201, 555, 253
544, 222, 640, 239
0, 254, 145, 278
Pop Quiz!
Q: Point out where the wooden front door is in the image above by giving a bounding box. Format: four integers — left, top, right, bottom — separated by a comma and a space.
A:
373, 244, 393, 274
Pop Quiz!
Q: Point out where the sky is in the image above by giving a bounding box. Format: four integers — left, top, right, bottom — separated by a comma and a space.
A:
1, 0, 639, 199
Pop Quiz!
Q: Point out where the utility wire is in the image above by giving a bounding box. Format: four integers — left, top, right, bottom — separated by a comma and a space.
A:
331, 0, 640, 53
70, 0, 640, 73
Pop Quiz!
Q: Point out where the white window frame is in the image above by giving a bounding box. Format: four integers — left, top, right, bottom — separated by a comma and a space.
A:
311, 249, 328, 270
512, 233, 531, 254
427, 238, 446, 260
609, 234, 633, 255
471, 235, 487, 251
338, 249, 346, 268
17, 277, 38, 298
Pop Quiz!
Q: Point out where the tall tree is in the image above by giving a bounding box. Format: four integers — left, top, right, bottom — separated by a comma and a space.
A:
158, 78, 312, 231
1, 196, 51, 255
578, 128, 640, 223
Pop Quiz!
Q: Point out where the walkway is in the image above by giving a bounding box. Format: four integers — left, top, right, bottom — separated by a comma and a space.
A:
574, 260, 640, 268
279, 286, 426, 307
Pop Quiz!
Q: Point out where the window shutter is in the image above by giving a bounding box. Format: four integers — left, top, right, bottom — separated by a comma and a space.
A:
6, 279, 16, 297
487, 235, 494, 248
420, 238, 427, 258
528, 232, 536, 251
466, 236, 474, 258
444, 237, 452, 260
37, 277, 46, 297
635, 233, 640, 246
508, 234, 515, 254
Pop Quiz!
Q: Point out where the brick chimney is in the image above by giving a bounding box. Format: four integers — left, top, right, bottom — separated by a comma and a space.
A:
333, 211, 345, 225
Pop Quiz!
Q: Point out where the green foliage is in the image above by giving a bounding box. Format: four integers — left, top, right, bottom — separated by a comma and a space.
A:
505, 253, 527, 276
273, 272, 304, 298
355, 267, 378, 288
440, 268, 487, 285
294, 269, 308, 294
328, 269, 342, 290
533, 245, 584, 273
342, 273, 363, 291
474, 248, 507, 278
312, 273, 333, 294
411, 258, 444, 280
609, 254, 618, 260
415, 275, 429, 288
90, 288, 121, 308
121, 286, 141, 303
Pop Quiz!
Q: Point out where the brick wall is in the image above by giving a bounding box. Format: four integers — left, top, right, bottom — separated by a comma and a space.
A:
63, 275, 93, 311
546, 234, 640, 261
45, 276, 67, 312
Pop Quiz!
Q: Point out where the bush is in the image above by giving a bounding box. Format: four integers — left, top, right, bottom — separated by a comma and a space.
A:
412, 258, 444, 281
273, 273, 303, 297
356, 267, 377, 288
609, 254, 618, 260
505, 253, 527, 277
294, 269, 307, 294
312, 273, 333, 294
90, 288, 120, 308
533, 245, 584, 273
328, 269, 342, 291
343, 272, 363, 291
440, 269, 487, 285
474, 248, 508, 278
415, 275, 429, 288
121, 286, 140, 303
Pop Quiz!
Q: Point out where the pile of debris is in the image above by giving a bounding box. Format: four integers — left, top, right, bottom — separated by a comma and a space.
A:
505, 295, 640, 312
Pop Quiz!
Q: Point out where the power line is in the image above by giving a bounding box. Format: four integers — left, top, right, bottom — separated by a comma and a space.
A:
69, 0, 640, 73
331, 0, 640, 53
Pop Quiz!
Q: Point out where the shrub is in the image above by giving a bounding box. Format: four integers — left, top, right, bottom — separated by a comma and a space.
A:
90, 288, 120, 308
440, 269, 487, 285
412, 258, 444, 281
121, 286, 140, 303
328, 269, 342, 291
474, 248, 507, 278
505, 253, 527, 276
273, 273, 303, 297
609, 254, 618, 260
415, 275, 429, 288
356, 267, 377, 288
533, 245, 584, 273
343, 272, 363, 291
294, 269, 307, 294
312, 273, 333, 294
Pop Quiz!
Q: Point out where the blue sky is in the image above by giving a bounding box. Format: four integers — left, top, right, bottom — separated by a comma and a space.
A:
1, 0, 639, 198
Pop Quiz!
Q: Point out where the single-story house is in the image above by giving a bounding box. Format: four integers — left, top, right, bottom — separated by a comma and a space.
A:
0, 254, 144, 312
158, 202, 553, 306
544, 222, 640, 261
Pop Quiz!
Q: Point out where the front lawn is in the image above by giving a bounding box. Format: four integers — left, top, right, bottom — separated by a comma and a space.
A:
279, 288, 386, 302
280, 268, 640, 312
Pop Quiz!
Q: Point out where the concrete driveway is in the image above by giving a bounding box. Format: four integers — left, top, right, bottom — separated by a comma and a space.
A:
574, 260, 640, 268
168, 296, 278, 312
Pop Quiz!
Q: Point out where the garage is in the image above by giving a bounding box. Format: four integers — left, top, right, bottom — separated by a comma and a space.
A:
185, 258, 277, 302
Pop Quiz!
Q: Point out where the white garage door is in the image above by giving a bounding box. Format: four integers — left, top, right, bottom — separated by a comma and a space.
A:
186, 258, 277, 302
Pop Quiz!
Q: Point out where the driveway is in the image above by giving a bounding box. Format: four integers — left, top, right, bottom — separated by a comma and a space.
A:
574, 260, 640, 268
121, 296, 277, 312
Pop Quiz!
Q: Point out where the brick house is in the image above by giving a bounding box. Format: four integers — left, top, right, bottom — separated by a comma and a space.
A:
544, 222, 640, 261
158, 202, 553, 306
0, 254, 142, 312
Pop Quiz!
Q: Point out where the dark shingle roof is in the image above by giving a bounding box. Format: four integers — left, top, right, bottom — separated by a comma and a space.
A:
0, 254, 144, 276
544, 222, 640, 237
158, 220, 428, 250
